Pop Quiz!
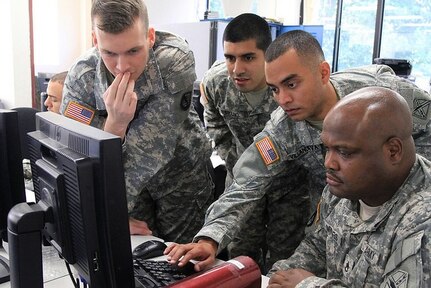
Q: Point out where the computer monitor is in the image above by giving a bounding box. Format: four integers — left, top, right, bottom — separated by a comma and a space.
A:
0, 109, 26, 284
7, 112, 135, 288
0, 109, 26, 242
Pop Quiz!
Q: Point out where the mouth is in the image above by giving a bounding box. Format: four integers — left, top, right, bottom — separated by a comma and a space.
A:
234, 77, 250, 85
326, 172, 342, 185
283, 107, 301, 116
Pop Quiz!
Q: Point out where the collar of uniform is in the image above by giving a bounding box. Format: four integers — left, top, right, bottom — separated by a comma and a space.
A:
93, 49, 164, 111
296, 120, 323, 146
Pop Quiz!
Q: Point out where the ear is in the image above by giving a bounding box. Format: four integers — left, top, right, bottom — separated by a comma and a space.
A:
92, 30, 98, 47
147, 27, 156, 48
385, 137, 403, 164
319, 61, 331, 84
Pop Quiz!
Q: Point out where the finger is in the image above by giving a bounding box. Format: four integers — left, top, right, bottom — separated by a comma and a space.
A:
194, 257, 214, 272
108, 73, 123, 102
117, 72, 131, 103
164, 243, 178, 255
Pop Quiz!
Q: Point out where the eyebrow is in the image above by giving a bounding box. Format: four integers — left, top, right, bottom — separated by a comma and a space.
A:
100, 45, 143, 55
267, 73, 299, 87
224, 52, 257, 58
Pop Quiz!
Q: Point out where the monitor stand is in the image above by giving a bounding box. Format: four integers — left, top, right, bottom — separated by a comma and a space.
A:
0, 255, 10, 284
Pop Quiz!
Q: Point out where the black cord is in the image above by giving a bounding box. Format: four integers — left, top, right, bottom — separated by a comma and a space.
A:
65, 262, 80, 288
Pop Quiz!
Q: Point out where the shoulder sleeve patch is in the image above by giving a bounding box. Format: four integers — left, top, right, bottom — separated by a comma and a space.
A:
256, 136, 280, 166
180, 91, 192, 111
64, 101, 95, 125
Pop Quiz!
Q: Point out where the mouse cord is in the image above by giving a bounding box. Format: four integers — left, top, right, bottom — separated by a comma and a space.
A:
65, 261, 80, 288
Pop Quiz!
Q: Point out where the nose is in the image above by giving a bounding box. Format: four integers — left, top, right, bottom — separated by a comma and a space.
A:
116, 55, 131, 73
275, 89, 293, 106
44, 97, 51, 109
324, 150, 339, 171
233, 60, 245, 75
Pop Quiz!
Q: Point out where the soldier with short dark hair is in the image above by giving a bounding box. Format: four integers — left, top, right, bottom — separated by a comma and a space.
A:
202, 13, 306, 273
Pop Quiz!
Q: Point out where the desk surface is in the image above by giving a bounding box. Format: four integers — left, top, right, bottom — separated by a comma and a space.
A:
0, 236, 269, 287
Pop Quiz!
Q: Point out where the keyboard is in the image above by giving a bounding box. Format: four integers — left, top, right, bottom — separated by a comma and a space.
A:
133, 257, 196, 287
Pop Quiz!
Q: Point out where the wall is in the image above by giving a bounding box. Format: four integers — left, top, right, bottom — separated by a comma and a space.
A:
33, 0, 92, 74
2, 0, 301, 109
0, 0, 32, 108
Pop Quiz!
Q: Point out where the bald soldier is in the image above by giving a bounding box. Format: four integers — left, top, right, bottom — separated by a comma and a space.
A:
268, 87, 431, 287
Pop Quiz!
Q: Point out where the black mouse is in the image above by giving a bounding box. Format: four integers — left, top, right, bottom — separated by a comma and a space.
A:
132, 240, 168, 259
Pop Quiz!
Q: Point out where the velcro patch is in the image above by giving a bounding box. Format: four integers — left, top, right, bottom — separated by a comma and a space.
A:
256, 136, 279, 166
384, 270, 408, 288
64, 102, 95, 125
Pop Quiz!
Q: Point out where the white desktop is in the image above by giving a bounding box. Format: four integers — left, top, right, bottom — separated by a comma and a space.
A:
0, 235, 269, 287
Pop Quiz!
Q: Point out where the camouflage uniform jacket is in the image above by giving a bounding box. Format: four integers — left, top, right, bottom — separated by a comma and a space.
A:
269, 155, 431, 287
194, 64, 431, 254
60, 31, 212, 211
202, 60, 278, 175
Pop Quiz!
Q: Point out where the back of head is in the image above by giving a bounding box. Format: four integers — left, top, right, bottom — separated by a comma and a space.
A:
49, 71, 68, 85
91, 0, 149, 34
265, 30, 324, 66
223, 13, 272, 52
328, 86, 416, 167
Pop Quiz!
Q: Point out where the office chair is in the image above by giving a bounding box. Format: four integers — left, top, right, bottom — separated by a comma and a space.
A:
11, 107, 38, 160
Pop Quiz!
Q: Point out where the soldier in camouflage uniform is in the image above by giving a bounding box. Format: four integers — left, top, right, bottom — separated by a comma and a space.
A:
201, 13, 297, 273
60, 0, 213, 243
268, 87, 431, 287
165, 30, 431, 272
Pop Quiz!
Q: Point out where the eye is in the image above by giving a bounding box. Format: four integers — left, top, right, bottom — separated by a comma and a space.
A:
103, 51, 116, 57
225, 56, 235, 63
269, 86, 279, 94
128, 48, 139, 55
244, 55, 254, 62
338, 149, 352, 158
286, 82, 297, 89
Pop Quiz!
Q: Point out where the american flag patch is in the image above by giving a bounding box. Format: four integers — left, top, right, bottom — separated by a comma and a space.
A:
64, 102, 95, 125
256, 136, 279, 166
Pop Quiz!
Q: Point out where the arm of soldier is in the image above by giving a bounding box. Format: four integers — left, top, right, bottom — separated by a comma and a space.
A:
381, 220, 431, 287
267, 188, 331, 285
60, 67, 105, 128
202, 81, 234, 160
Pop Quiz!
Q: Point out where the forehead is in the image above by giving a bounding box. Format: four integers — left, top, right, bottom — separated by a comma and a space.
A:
265, 49, 306, 83
224, 39, 261, 54
94, 18, 147, 51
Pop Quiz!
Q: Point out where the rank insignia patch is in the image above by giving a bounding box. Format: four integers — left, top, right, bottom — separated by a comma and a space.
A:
256, 136, 279, 166
64, 102, 95, 125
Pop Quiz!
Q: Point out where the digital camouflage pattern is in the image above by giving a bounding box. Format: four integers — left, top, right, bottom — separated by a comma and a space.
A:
194, 64, 431, 271
202, 60, 278, 181
60, 31, 214, 243
202, 60, 284, 272
269, 155, 431, 288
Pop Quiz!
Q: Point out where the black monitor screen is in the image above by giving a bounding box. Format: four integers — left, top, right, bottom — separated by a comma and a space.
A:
10, 112, 134, 287
0, 109, 26, 242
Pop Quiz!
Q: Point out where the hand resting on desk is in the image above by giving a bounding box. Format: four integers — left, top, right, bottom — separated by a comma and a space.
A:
129, 217, 152, 235
268, 268, 315, 288
165, 238, 218, 272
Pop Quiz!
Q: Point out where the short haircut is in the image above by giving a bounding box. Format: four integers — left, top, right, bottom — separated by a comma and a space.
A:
223, 13, 272, 52
49, 71, 68, 85
91, 0, 149, 34
265, 30, 325, 66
